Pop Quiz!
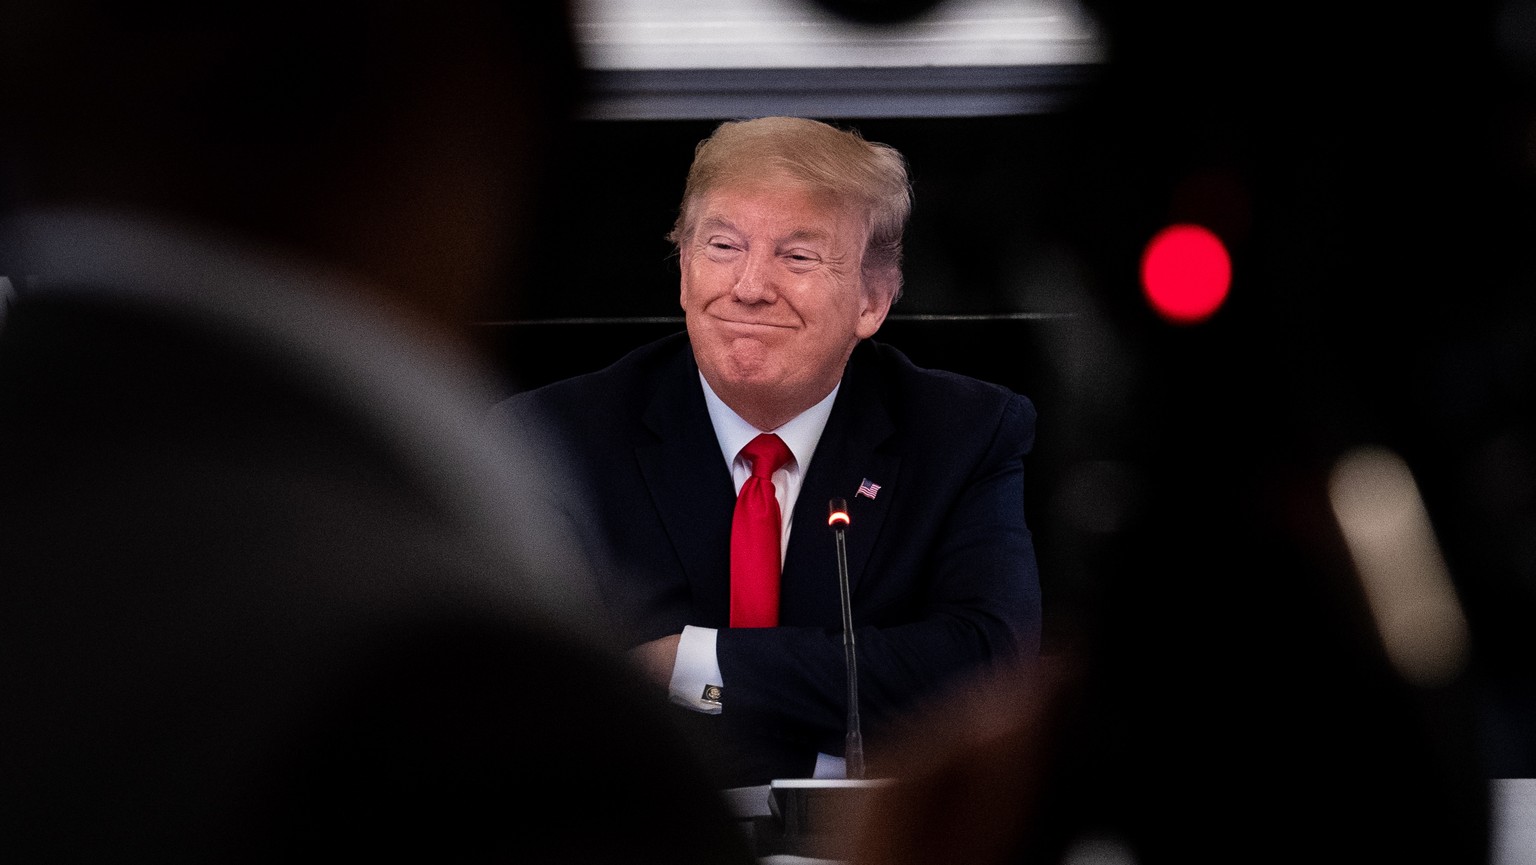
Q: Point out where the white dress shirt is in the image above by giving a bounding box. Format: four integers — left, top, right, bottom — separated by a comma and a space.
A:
667, 373, 847, 779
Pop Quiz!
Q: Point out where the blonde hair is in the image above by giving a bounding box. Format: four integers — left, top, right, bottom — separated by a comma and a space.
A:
667, 116, 912, 300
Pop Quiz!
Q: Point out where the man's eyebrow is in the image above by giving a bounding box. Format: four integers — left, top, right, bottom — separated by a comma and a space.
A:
697, 216, 738, 234
694, 218, 831, 246
780, 228, 831, 244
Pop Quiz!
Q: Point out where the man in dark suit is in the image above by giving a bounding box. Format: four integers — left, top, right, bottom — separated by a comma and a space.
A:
0, 1, 757, 861
494, 116, 1041, 789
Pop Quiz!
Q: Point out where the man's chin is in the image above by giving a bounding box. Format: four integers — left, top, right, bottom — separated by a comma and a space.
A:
718, 363, 781, 390
703, 351, 784, 393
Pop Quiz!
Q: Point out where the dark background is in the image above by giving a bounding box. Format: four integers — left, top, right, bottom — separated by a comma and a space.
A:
478, 0, 1536, 797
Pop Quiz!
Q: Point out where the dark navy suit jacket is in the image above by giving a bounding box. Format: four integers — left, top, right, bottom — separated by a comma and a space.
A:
494, 331, 1041, 787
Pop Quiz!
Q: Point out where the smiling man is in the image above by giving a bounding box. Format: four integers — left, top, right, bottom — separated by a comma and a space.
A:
680, 168, 894, 431
493, 116, 1041, 789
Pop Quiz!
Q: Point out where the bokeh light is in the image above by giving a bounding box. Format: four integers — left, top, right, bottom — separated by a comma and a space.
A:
1139, 223, 1231, 324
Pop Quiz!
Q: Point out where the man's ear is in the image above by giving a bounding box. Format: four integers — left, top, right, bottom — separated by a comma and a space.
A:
676, 245, 692, 307
856, 269, 898, 339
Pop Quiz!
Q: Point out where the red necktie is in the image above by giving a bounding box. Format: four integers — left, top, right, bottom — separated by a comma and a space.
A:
730, 433, 792, 628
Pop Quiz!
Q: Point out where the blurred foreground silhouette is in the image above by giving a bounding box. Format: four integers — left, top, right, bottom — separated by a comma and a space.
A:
0, 2, 756, 861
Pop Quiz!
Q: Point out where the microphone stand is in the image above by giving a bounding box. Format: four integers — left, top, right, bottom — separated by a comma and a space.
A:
753, 500, 883, 859
827, 498, 864, 779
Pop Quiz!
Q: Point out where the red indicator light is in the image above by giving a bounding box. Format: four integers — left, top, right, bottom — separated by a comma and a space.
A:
1140, 223, 1231, 324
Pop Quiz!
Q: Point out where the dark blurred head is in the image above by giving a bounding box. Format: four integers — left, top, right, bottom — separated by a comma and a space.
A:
0, 0, 579, 342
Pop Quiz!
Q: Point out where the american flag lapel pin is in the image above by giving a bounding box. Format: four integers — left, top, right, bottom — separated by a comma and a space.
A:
856, 478, 881, 500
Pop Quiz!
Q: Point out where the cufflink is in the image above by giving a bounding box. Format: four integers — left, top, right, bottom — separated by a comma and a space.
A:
701, 684, 723, 706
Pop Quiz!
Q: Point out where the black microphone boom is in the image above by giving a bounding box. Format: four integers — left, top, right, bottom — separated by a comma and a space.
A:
827, 497, 864, 779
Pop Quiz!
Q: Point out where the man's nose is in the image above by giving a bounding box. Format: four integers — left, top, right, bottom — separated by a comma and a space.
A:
732, 249, 776, 303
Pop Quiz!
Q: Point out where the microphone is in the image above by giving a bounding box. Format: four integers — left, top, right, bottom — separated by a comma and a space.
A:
750, 499, 883, 859
827, 497, 864, 779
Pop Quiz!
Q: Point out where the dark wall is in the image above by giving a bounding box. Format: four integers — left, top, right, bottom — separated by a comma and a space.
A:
480, 4, 1536, 811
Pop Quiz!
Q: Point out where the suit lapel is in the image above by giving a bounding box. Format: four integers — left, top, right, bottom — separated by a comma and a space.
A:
782, 343, 899, 624
637, 349, 738, 625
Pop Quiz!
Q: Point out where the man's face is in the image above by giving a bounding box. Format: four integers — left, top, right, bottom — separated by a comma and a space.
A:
679, 174, 892, 423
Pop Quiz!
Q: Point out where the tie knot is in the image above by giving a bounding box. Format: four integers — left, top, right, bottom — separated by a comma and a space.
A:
741, 433, 791, 480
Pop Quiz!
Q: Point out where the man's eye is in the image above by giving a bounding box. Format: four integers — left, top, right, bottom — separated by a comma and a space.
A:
785, 252, 819, 264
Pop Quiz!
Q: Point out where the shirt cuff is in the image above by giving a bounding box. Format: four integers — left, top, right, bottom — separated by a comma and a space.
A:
813, 753, 847, 779
668, 625, 723, 714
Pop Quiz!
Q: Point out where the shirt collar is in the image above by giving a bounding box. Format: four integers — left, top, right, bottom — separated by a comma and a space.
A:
699, 372, 839, 473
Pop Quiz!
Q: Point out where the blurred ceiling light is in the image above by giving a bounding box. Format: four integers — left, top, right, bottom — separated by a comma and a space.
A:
571, 0, 1105, 118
